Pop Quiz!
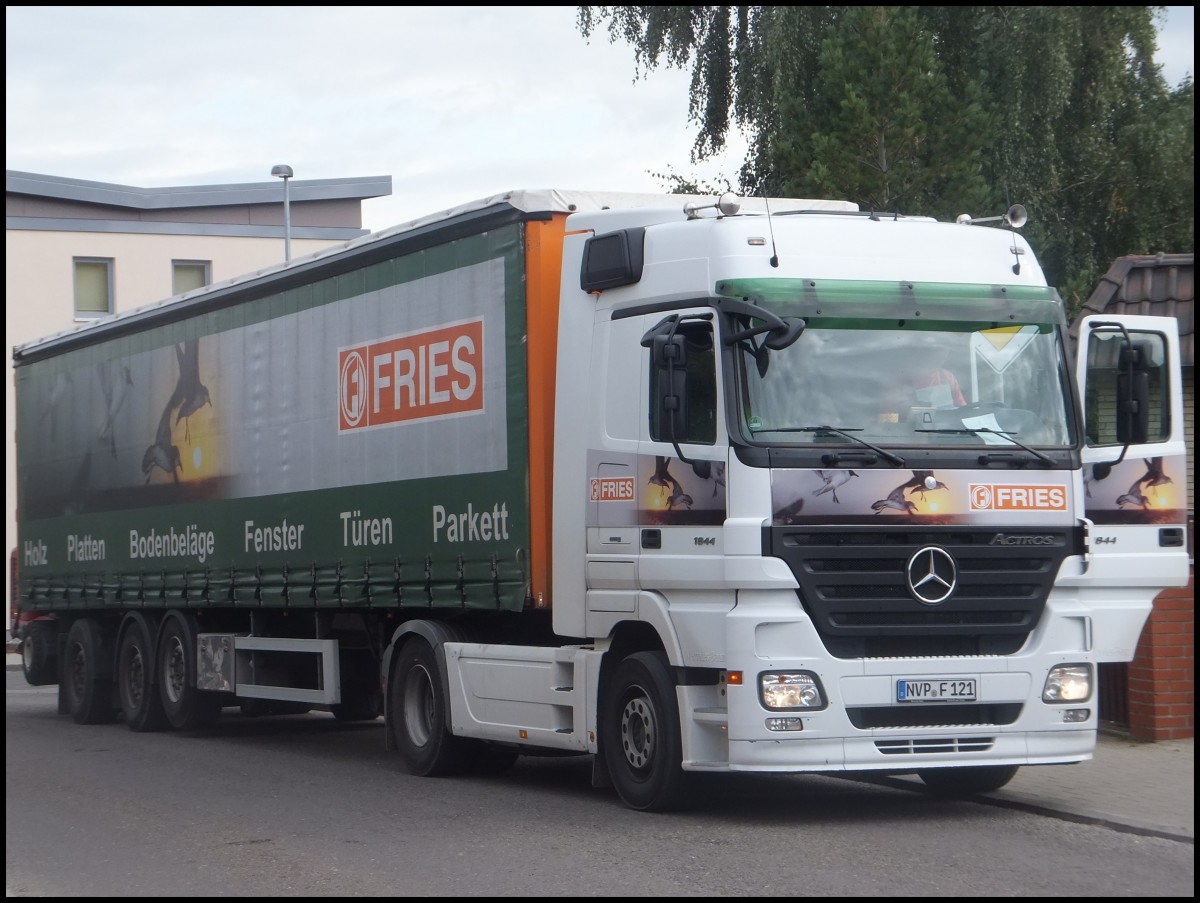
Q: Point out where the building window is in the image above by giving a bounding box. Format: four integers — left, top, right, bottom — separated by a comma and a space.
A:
74, 258, 113, 319
173, 260, 211, 295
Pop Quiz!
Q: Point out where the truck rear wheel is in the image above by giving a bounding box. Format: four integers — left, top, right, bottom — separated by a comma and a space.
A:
602, 651, 685, 812
117, 616, 166, 732
158, 614, 222, 731
21, 620, 58, 686
390, 638, 474, 776
917, 765, 1019, 795
63, 618, 117, 725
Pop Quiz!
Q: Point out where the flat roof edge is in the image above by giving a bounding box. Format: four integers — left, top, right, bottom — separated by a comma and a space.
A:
5, 170, 392, 210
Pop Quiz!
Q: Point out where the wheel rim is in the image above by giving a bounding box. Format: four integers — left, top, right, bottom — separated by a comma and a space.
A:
619, 687, 656, 771
164, 636, 186, 705
402, 663, 434, 748
22, 637, 34, 672
124, 642, 147, 709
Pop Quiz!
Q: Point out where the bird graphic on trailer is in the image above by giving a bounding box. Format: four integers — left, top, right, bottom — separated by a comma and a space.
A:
141, 339, 212, 484
174, 339, 212, 443
97, 362, 134, 459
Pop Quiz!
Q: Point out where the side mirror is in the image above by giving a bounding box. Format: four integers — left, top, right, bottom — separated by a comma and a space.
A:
653, 335, 689, 439
1116, 342, 1150, 444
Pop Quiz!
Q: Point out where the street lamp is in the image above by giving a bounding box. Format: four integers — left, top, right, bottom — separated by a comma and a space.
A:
270, 164, 293, 262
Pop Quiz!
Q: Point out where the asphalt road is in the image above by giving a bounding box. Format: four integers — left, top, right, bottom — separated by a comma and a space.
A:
6, 671, 1193, 897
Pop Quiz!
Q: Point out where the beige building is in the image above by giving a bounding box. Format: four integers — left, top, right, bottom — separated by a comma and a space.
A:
6, 169, 392, 624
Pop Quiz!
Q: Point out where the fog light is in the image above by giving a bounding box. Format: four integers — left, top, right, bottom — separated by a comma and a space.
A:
760, 671, 826, 710
1043, 664, 1092, 702
766, 717, 804, 732
1062, 708, 1090, 723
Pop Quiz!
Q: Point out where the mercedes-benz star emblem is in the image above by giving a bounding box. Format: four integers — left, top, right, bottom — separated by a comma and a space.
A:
906, 546, 957, 605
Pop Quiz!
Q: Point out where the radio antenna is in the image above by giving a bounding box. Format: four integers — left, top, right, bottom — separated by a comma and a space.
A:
763, 189, 779, 268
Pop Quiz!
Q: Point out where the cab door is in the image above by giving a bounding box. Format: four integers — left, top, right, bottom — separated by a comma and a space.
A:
1071, 314, 1189, 659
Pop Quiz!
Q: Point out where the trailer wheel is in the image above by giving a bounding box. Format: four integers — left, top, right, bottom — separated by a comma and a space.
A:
917, 765, 1019, 795
158, 614, 222, 731
21, 620, 58, 686
63, 619, 117, 725
117, 616, 166, 732
601, 651, 685, 812
390, 639, 474, 776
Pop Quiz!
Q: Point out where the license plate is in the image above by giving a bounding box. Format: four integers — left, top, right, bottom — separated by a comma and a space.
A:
896, 677, 977, 702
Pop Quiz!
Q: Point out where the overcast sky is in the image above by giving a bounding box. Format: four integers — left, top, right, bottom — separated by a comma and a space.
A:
5, 5, 1195, 234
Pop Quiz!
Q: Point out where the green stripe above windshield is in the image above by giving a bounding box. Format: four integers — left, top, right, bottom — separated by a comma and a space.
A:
715, 279, 1065, 326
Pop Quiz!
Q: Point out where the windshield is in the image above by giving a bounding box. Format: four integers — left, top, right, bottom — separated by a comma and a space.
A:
734, 319, 1075, 449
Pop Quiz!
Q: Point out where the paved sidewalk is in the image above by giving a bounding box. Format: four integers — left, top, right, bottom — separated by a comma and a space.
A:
998, 731, 1192, 842
6, 640, 1192, 841
873, 729, 1194, 843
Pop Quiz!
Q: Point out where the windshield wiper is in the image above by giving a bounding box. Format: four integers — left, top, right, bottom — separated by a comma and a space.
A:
916, 428, 1054, 466
760, 425, 906, 467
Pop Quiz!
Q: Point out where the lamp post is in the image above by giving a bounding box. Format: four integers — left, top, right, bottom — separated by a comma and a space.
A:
270, 164, 293, 262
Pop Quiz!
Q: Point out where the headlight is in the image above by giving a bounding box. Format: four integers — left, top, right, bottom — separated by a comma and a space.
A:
760, 671, 826, 710
1043, 664, 1092, 703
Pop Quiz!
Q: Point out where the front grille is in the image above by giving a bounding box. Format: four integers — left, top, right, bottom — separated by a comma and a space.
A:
767, 525, 1081, 658
849, 703, 1022, 729
875, 736, 997, 756
831, 610, 1030, 627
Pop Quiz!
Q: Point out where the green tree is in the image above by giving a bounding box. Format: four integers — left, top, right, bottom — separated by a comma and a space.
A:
772, 7, 992, 218
578, 5, 1194, 313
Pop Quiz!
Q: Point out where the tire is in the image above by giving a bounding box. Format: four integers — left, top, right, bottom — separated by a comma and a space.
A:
62, 618, 117, 725
21, 620, 58, 686
157, 614, 222, 731
917, 765, 1019, 795
473, 743, 521, 776
117, 616, 166, 732
331, 691, 382, 722
240, 699, 312, 717
390, 638, 475, 776
601, 651, 685, 812
331, 657, 382, 721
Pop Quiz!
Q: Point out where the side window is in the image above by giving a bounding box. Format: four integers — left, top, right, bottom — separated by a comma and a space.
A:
73, 257, 113, 320
649, 322, 717, 445
1084, 329, 1170, 445
173, 260, 211, 295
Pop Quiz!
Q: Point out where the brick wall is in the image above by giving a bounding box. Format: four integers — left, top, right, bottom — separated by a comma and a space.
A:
1127, 564, 1195, 741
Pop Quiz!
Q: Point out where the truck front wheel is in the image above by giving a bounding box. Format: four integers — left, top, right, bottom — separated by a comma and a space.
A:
390, 639, 474, 776
602, 651, 685, 812
157, 614, 222, 731
917, 765, 1019, 795
63, 618, 117, 725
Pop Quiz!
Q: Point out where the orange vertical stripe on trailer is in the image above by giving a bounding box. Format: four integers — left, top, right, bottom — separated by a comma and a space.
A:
523, 216, 570, 607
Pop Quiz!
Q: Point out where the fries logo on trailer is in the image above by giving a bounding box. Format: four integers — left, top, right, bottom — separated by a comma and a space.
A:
339, 319, 484, 431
